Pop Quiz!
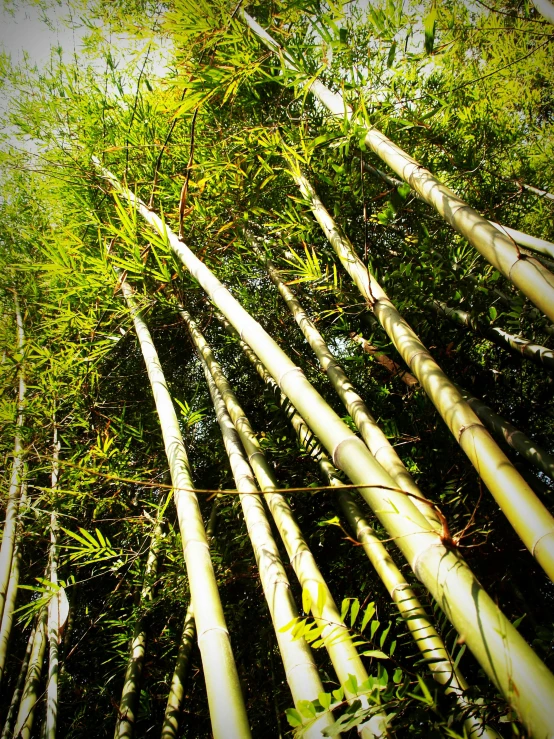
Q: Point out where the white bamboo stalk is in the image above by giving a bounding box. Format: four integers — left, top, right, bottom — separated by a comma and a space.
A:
201, 354, 337, 739
240, 11, 554, 323
0, 291, 26, 629
119, 278, 251, 739
96, 163, 554, 738
14, 606, 48, 739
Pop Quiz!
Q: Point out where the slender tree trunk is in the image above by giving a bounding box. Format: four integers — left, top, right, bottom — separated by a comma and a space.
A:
98, 163, 554, 738
240, 11, 554, 323
0, 292, 26, 629
1, 622, 36, 739
118, 277, 251, 739
0, 475, 27, 684
115, 519, 163, 739
46, 426, 60, 739
289, 168, 554, 584
200, 355, 337, 739
14, 606, 48, 739
430, 300, 554, 371
161, 503, 215, 739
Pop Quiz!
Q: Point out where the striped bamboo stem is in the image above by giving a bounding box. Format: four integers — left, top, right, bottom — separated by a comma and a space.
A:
96, 163, 554, 738
119, 278, 251, 739
14, 606, 48, 739
218, 310, 500, 738
430, 300, 554, 371
361, 160, 554, 260
200, 352, 337, 739
289, 168, 554, 585
240, 11, 554, 323
0, 291, 26, 631
263, 254, 440, 531
162, 504, 216, 739
181, 306, 388, 738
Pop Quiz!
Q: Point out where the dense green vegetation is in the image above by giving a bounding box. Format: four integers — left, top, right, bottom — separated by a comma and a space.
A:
1, 0, 554, 736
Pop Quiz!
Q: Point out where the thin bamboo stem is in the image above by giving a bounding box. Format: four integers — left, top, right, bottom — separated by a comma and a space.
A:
240, 10, 554, 323
115, 519, 163, 739
264, 255, 440, 531
201, 354, 337, 739
182, 307, 388, 737
289, 169, 554, 585
0, 291, 26, 629
97, 164, 554, 738
430, 300, 554, 371
531, 0, 554, 24
1, 623, 36, 739
46, 427, 60, 739
118, 277, 251, 739
217, 312, 499, 738
14, 606, 48, 739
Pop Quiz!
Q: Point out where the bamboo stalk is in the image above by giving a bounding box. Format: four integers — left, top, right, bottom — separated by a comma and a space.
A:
14, 606, 48, 739
240, 11, 554, 323
118, 277, 251, 739
0, 475, 27, 685
161, 503, 217, 739
0, 291, 26, 629
181, 306, 387, 738
530, 0, 554, 24
1, 622, 36, 739
520, 182, 554, 201
289, 168, 554, 585
217, 311, 500, 738
200, 353, 337, 739
46, 426, 60, 739
430, 300, 554, 371
115, 519, 163, 739
97, 164, 554, 738
263, 255, 440, 531
161, 602, 195, 739
455, 386, 554, 482
361, 160, 554, 260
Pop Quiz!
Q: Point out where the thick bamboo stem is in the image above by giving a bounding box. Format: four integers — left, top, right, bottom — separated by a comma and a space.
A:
430, 300, 554, 371
14, 606, 48, 739
361, 161, 554, 260
455, 386, 554, 482
98, 164, 554, 738
201, 355, 336, 739
531, 0, 554, 23
46, 427, 60, 739
1, 622, 36, 739
290, 169, 554, 584
218, 312, 499, 739
0, 292, 26, 629
0, 476, 27, 684
264, 256, 440, 531
118, 278, 251, 739
240, 11, 554, 323
182, 307, 387, 738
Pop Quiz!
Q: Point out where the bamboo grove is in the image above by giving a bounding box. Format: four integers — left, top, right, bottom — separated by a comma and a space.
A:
1, 0, 554, 736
